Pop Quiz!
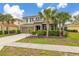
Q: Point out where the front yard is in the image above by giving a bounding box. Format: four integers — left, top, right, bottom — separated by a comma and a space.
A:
17, 32, 79, 46
0, 46, 79, 56
0, 32, 79, 56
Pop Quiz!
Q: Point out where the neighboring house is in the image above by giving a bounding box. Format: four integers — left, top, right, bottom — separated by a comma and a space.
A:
0, 19, 24, 31
67, 23, 79, 32
14, 19, 25, 30
20, 16, 54, 33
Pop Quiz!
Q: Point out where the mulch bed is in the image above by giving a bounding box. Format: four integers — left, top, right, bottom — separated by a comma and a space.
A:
26, 35, 66, 39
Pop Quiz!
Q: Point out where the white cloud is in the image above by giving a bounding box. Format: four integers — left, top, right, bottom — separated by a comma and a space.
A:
57, 3, 68, 9
3, 4, 24, 19
36, 3, 44, 8
72, 11, 79, 16
47, 6, 55, 10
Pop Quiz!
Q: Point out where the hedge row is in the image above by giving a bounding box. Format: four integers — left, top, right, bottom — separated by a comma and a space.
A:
32, 30, 60, 36
0, 30, 21, 35
32, 30, 68, 37
49, 30, 60, 36
66, 30, 78, 32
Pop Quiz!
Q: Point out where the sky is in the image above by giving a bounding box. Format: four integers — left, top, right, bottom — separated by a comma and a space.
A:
0, 3, 79, 19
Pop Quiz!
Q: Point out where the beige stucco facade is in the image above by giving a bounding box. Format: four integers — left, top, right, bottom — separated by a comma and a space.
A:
0, 19, 24, 31
67, 24, 79, 32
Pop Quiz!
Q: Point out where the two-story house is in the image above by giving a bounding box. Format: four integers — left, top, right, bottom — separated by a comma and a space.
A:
20, 16, 54, 33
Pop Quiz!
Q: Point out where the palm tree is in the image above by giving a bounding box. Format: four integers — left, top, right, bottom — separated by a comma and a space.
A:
3, 14, 13, 34
0, 14, 3, 31
0, 14, 5, 34
11, 18, 16, 24
39, 8, 53, 37
51, 9, 58, 30
56, 12, 71, 37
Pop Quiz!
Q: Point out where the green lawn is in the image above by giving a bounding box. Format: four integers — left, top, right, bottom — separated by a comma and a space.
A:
0, 46, 79, 56
67, 32, 79, 40
18, 32, 79, 46
0, 34, 13, 37
0, 34, 19, 37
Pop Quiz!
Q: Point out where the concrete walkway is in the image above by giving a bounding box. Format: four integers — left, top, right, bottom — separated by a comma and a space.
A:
0, 34, 31, 50
2, 42, 79, 53
0, 34, 31, 44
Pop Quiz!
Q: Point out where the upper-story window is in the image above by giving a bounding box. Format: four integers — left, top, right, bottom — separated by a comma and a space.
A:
29, 17, 34, 22
36, 17, 40, 21
38, 17, 40, 21
30, 18, 31, 22
25, 16, 42, 23
26, 18, 28, 22
31, 18, 34, 22
35, 17, 37, 21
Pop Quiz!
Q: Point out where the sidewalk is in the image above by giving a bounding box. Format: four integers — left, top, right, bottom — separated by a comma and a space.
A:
2, 42, 79, 53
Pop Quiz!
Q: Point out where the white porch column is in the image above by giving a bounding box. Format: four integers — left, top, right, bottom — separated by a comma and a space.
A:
40, 24, 42, 30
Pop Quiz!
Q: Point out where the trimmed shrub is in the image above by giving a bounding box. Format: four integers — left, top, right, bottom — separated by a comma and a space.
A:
4, 30, 8, 34
17, 30, 21, 34
0, 31, 2, 35
49, 30, 59, 36
66, 30, 78, 32
31, 31, 37, 35
9, 30, 16, 34
35, 30, 60, 36
28, 28, 34, 33
36, 30, 46, 36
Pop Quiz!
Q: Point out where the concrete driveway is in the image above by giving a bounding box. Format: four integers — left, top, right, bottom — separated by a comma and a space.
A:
0, 33, 32, 50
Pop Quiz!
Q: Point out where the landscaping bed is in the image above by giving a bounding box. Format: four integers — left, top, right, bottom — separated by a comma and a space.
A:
0, 46, 79, 56
17, 32, 79, 46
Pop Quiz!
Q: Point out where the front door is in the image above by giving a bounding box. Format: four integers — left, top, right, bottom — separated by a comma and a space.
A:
36, 25, 40, 31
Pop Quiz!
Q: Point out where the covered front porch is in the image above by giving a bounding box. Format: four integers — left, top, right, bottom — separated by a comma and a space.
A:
20, 23, 54, 33
34, 24, 54, 31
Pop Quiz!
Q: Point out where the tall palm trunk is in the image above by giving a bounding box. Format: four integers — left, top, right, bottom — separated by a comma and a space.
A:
58, 20, 62, 37
1, 25, 4, 35
46, 23, 49, 37
2, 22, 5, 35
53, 23, 57, 30
62, 24, 65, 36
6, 26, 9, 34
59, 24, 62, 37
53, 24, 56, 30
7, 22, 10, 34
53, 20, 57, 30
